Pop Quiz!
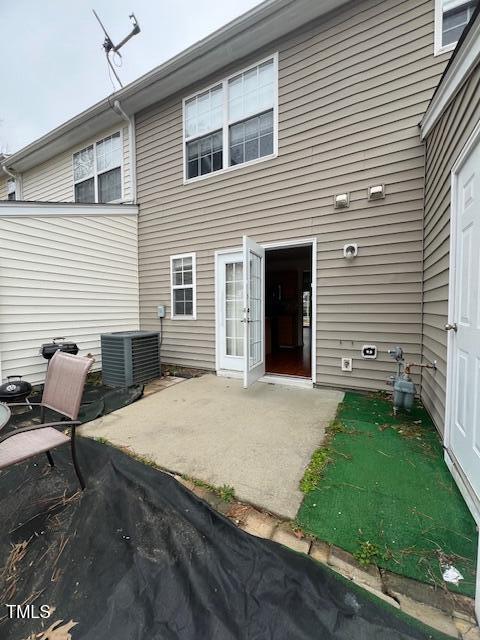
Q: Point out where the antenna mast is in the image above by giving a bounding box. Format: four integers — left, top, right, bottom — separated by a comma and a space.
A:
93, 10, 141, 88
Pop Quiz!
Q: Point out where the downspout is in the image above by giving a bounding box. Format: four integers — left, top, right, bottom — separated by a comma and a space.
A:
113, 99, 140, 333
113, 100, 137, 204
2, 164, 23, 200
419, 124, 427, 401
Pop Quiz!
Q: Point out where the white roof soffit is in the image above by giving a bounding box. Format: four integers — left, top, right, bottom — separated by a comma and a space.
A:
421, 11, 480, 139
3, 0, 350, 173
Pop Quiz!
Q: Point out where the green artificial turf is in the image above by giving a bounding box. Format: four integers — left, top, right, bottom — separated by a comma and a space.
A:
297, 392, 478, 597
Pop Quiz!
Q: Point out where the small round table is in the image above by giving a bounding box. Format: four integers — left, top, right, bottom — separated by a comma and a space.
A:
0, 403, 11, 431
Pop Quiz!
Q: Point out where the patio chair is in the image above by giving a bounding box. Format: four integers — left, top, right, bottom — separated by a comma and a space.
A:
0, 351, 93, 489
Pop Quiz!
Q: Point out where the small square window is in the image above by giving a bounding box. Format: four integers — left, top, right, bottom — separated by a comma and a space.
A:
171, 254, 196, 319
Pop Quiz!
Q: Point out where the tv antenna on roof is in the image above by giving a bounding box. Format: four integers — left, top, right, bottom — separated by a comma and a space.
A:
93, 10, 140, 89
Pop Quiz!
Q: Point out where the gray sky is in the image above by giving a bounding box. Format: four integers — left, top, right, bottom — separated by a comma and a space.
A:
0, 0, 262, 154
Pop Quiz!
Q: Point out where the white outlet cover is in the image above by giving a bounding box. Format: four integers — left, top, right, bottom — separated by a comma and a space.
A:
341, 357, 353, 372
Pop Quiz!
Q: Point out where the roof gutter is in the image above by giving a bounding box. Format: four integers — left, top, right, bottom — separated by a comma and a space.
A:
113, 100, 137, 204
2, 0, 349, 172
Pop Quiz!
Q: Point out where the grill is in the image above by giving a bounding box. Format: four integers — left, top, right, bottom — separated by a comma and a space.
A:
40, 337, 79, 360
0, 376, 32, 403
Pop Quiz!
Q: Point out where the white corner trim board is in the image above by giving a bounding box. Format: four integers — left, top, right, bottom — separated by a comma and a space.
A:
0, 202, 138, 217
421, 13, 480, 139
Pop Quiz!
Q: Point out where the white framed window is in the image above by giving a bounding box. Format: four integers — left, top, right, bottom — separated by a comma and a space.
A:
7, 178, 16, 201
183, 53, 278, 183
73, 131, 123, 203
170, 253, 197, 319
435, 0, 476, 55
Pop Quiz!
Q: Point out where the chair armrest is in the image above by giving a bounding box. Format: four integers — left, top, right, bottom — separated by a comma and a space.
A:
6, 402, 42, 407
0, 421, 80, 445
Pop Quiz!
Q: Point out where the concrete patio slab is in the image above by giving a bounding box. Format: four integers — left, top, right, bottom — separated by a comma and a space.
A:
80, 374, 343, 518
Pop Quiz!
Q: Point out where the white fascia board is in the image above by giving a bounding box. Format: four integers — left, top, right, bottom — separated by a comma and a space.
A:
421, 14, 480, 139
0, 201, 138, 217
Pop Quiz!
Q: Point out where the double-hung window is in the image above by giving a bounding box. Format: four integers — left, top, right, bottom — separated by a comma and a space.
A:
183, 55, 277, 182
73, 132, 122, 203
171, 253, 196, 319
435, 0, 476, 55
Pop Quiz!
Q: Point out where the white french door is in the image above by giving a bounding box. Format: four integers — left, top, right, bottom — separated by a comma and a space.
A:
242, 235, 265, 388
217, 251, 244, 372
447, 136, 480, 502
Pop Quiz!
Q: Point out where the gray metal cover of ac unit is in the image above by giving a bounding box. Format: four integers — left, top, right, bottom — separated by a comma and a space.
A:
101, 331, 161, 387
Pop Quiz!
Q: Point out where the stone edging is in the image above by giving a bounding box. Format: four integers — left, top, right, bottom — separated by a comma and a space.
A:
176, 477, 479, 640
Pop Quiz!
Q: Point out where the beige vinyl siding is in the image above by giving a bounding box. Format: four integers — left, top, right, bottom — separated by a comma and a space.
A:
136, 0, 448, 389
21, 125, 132, 202
0, 211, 139, 384
422, 62, 480, 434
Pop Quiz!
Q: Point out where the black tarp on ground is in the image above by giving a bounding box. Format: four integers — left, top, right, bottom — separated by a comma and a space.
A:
6, 382, 144, 430
0, 439, 450, 640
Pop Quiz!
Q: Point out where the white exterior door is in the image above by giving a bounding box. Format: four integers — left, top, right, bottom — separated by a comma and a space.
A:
243, 236, 265, 388
217, 252, 244, 372
448, 138, 480, 501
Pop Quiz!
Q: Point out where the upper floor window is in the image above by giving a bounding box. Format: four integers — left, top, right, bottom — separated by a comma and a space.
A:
7, 178, 16, 201
73, 132, 122, 203
183, 54, 278, 182
435, 0, 476, 55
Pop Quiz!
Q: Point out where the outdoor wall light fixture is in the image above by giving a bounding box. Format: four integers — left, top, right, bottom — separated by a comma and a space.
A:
334, 192, 350, 209
343, 243, 358, 260
368, 184, 385, 200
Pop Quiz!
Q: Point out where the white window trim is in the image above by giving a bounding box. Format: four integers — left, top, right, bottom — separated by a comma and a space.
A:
182, 52, 279, 185
72, 129, 124, 203
434, 0, 474, 56
170, 252, 197, 320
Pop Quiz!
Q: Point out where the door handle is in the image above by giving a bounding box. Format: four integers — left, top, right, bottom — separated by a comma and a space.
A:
445, 323, 458, 332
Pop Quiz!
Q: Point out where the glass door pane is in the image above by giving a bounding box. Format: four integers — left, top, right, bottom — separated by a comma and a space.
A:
243, 235, 265, 388
225, 261, 244, 357
248, 252, 262, 368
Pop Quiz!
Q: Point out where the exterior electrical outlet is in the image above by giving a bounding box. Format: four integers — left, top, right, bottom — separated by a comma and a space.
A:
341, 357, 353, 372
362, 345, 377, 359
